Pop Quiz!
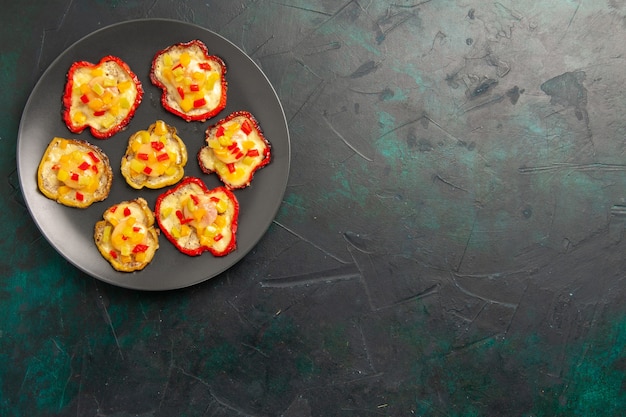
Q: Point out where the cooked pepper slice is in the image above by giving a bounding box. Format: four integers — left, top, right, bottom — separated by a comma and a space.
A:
62, 55, 143, 139
197, 111, 272, 189
155, 177, 239, 257
150, 40, 227, 122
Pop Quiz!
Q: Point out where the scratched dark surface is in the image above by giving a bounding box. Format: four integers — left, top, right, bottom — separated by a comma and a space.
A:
3, 0, 626, 416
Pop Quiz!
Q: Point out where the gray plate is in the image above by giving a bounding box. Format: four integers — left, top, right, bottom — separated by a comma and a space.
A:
17, 19, 290, 291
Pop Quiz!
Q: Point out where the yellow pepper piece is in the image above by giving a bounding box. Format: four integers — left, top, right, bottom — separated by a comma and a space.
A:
87, 97, 104, 111
216, 199, 228, 214
179, 52, 191, 67
180, 97, 193, 112
154, 120, 168, 136
135, 252, 147, 263
91, 67, 104, 77
214, 215, 226, 228
92, 83, 105, 96
117, 80, 132, 93
102, 225, 112, 243
57, 169, 70, 182
163, 53, 173, 67
161, 207, 173, 218
130, 159, 146, 173
73, 111, 87, 125
118, 96, 131, 109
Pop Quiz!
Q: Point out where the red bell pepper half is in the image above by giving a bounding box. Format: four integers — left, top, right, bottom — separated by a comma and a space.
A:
62, 55, 143, 139
197, 111, 272, 189
150, 40, 228, 122
154, 177, 239, 257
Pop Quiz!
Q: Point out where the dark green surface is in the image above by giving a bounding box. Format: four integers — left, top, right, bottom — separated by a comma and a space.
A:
3, 0, 626, 416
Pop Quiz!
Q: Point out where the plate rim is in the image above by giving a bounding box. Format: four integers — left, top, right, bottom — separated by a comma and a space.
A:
17, 18, 291, 291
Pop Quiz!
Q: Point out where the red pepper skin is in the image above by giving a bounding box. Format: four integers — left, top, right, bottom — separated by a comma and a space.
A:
197, 111, 272, 189
62, 55, 143, 139
154, 177, 239, 257
150, 40, 228, 122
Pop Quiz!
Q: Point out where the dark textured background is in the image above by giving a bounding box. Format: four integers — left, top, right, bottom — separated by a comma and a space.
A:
3, 1, 626, 416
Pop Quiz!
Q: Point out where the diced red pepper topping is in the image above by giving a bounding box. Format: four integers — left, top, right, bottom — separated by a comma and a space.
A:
143, 166, 153, 175
51, 164, 60, 170
190, 84, 200, 92
80, 94, 90, 104
132, 244, 149, 253
123, 207, 131, 217
226, 163, 236, 173
91, 165, 99, 174
246, 149, 260, 157
88, 151, 100, 163
193, 98, 206, 108
78, 161, 90, 171
210, 196, 220, 202
215, 126, 225, 137
180, 217, 194, 225
227, 142, 239, 151
236, 152, 245, 159
199, 62, 212, 70
75, 192, 84, 201
151, 141, 165, 151
241, 120, 253, 135
137, 153, 149, 161
110, 205, 118, 213
93, 110, 106, 117
177, 86, 185, 99
190, 194, 199, 205
175, 210, 184, 220
156, 153, 170, 162
214, 234, 223, 242
133, 226, 141, 232
122, 235, 128, 241
109, 250, 118, 259
172, 63, 183, 71
71, 173, 79, 182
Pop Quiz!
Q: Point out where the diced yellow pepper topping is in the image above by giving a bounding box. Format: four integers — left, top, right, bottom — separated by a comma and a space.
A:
161, 207, 173, 218
163, 53, 173, 67
88, 98, 104, 111
130, 159, 146, 173
216, 199, 228, 214
180, 52, 191, 67
57, 169, 70, 182
92, 83, 105, 96
91, 67, 104, 77
103, 77, 116, 88
154, 120, 168, 136
102, 225, 112, 243
180, 97, 193, 112
117, 80, 132, 93
214, 215, 226, 228
118, 96, 131, 109
135, 252, 147, 263
73, 110, 87, 125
